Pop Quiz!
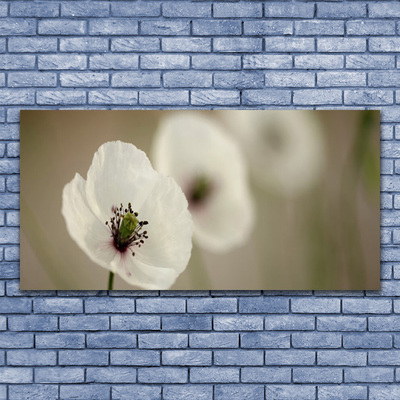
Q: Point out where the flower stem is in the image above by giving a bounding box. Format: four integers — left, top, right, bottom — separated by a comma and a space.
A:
108, 272, 114, 291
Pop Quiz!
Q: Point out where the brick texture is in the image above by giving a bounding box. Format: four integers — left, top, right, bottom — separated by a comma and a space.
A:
0, 0, 398, 398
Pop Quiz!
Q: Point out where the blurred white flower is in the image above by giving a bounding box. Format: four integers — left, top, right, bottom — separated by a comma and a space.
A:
221, 110, 325, 196
152, 112, 254, 253
62, 141, 193, 290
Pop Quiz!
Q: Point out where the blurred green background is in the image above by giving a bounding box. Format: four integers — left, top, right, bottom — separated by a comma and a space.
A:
20, 110, 380, 290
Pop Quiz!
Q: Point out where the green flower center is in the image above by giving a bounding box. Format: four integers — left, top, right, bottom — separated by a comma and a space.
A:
106, 203, 149, 256
188, 175, 213, 206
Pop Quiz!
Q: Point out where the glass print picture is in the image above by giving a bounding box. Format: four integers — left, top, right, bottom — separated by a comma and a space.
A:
20, 110, 380, 290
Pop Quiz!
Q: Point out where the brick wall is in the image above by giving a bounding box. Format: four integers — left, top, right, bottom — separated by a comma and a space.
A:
1, 1, 400, 399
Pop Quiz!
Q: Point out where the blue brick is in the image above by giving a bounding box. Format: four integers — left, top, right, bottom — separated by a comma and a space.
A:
90, 54, 138, 70
89, 90, 138, 105
60, 38, 108, 53
111, 38, 160, 52
60, 385, 110, 399
295, 55, 344, 69
33, 298, 82, 314
163, 71, 211, 88
10, 2, 59, 17
110, 350, 159, 366
349, 20, 395, 36
318, 38, 366, 53
343, 299, 391, 314
60, 315, 109, 331
295, 20, 344, 36
0, 124, 19, 139
0, 368, 32, 383
292, 333, 341, 349
89, 19, 138, 35
239, 297, 289, 313
192, 54, 241, 70
346, 55, 395, 69
214, 350, 264, 366
111, 71, 159, 87
242, 367, 291, 383
0, 3, 7, 17
141, 20, 189, 36
0, 333, 33, 348
141, 54, 189, 70
265, 315, 314, 331
264, 37, 314, 52
318, 71, 366, 87
7, 349, 56, 366
9, 385, 58, 399
241, 332, 290, 349
369, 350, 400, 366
265, 385, 316, 400
0, 263, 20, 278
139, 333, 187, 349
265, 2, 314, 18
345, 367, 393, 383
35, 367, 84, 383
190, 367, 239, 383
265, 350, 315, 365
369, 2, 400, 18
87, 332, 136, 348
0, 74, 4, 87
86, 367, 136, 383
0, 55, 35, 70
244, 21, 292, 36
85, 298, 135, 313
39, 19, 86, 35
191, 90, 239, 106
187, 298, 237, 313
9, 70, 55, 88
112, 385, 161, 400
214, 384, 264, 400
214, 38, 262, 53
111, 315, 160, 330
294, 89, 342, 105
162, 38, 211, 52
62, 2, 110, 17
112, 2, 160, 17
163, 2, 210, 18
345, 90, 393, 105
318, 386, 367, 400
292, 298, 341, 313
317, 316, 366, 331
59, 350, 109, 366
214, 315, 263, 331
243, 90, 291, 105
343, 333, 392, 349
163, 385, 212, 400
317, 3, 366, 19
138, 367, 187, 383
294, 367, 342, 383
193, 20, 242, 36
38, 54, 87, 70
0, 19, 36, 36
162, 315, 211, 331
60, 72, 109, 88
8, 315, 57, 331
37, 90, 87, 105
0, 298, 31, 314
369, 316, 400, 331
213, 3, 262, 18
370, 71, 400, 87
162, 350, 211, 366
189, 333, 239, 348
265, 72, 315, 88
370, 38, 400, 53
9, 37, 57, 53
139, 90, 188, 106
318, 350, 366, 366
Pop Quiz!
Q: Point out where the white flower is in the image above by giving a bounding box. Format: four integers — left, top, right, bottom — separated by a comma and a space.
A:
62, 141, 193, 290
152, 112, 254, 253
220, 110, 325, 196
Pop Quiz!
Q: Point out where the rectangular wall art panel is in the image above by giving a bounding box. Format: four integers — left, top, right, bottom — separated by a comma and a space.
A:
20, 110, 380, 290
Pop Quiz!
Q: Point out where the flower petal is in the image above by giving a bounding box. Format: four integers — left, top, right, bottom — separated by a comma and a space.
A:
152, 112, 254, 253
135, 175, 193, 274
111, 253, 179, 290
86, 141, 159, 223
62, 173, 116, 270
